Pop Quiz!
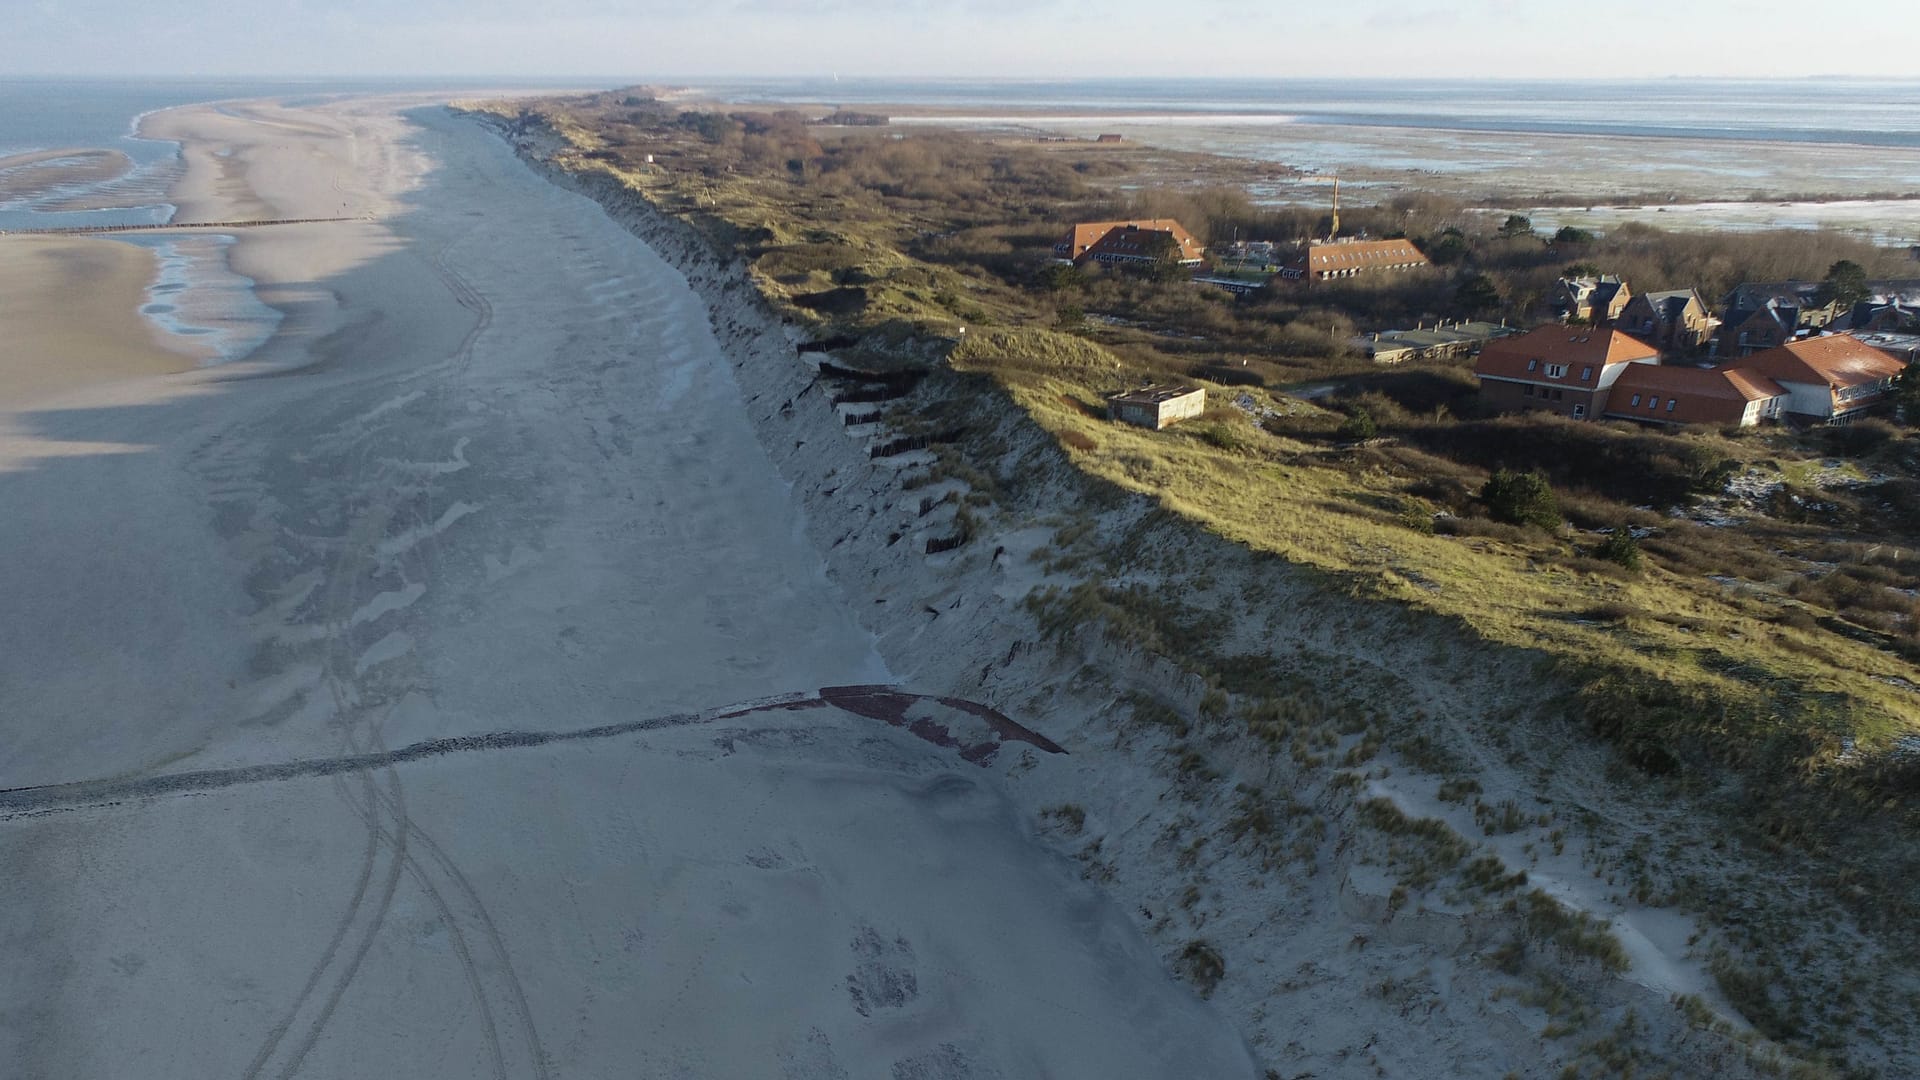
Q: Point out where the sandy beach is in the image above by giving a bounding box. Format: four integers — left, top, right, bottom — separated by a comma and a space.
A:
0, 95, 1259, 1078
0, 234, 195, 405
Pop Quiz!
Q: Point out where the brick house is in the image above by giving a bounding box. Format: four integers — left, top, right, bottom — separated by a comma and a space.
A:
1846, 299, 1920, 334
1738, 335, 1908, 423
1840, 284, 1920, 333
1618, 289, 1718, 351
1602, 364, 1786, 427
1714, 282, 1840, 357
1054, 219, 1204, 267
1472, 327, 1660, 420
1555, 275, 1632, 323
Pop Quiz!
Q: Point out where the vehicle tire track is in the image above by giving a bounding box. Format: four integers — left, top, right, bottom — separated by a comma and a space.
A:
237, 768, 385, 1080
239, 434, 403, 1080
303, 441, 510, 1080
357, 722, 548, 1080
358, 241, 543, 1078
266, 766, 416, 1080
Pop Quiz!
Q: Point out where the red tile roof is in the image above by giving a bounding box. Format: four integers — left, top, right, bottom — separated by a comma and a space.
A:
1055, 219, 1202, 262
1740, 335, 1908, 389
1605, 364, 1786, 426
1301, 238, 1429, 274
1473, 327, 1659, 384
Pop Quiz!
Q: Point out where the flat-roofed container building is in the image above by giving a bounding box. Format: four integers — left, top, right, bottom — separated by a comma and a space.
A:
1105, 384, 1206, 430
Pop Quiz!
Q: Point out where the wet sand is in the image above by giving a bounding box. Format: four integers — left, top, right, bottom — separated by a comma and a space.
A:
0, 234, 194, 406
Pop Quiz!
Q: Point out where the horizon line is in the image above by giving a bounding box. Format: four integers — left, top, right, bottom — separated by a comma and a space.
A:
8, 73, 1920, 85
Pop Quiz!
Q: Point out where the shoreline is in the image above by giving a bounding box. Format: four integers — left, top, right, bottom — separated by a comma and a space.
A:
699, 92, 1920, 232
0, 92, 466, 410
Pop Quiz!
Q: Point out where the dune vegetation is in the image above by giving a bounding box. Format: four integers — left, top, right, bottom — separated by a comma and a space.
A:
473, 88, 1920, 1071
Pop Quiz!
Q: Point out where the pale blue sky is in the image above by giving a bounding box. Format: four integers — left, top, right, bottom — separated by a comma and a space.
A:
13, 0, 1920, 79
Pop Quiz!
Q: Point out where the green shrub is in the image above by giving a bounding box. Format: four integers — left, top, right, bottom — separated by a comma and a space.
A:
1595, 525, 1642, 571
1337, 407, 1379, 441
1481, 469, 1561, 530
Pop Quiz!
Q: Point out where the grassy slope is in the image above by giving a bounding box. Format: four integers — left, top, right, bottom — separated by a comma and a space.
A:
963, 327, 1914, 760
468, 94, 1920, 1073
500, 96, 1920, 780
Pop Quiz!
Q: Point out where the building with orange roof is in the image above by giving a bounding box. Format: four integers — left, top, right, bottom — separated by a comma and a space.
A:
1738, 334, 1909, 422
1279, 238, 1429, 282
1603, 364, 1787, 427
1052, 219, 1204, 267
1472, 327, 1660, 420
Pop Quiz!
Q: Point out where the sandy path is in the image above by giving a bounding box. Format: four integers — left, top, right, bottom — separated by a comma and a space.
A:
0, 97, 1257, 1077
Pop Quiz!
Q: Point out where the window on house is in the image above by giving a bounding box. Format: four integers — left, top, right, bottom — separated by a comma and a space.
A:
1630, 394, 1641, 406
1525, 385, 1535, 397
1546, 364, 1567, 378
1667, 399, 1676, 413
1526, 359, 1539, 372
1648, 397, 1660, 410
1580, 366, 1593, 382
1572, 404, 1587, 419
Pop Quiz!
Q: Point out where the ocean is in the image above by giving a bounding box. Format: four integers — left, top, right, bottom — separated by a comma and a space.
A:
685, 77, 1920, 150
0, 77, 585, 230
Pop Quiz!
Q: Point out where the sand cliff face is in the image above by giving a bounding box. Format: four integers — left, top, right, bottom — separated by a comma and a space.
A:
473, 113, 1842, 1078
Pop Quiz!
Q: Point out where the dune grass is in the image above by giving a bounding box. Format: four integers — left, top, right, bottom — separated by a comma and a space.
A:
478, 91, 1920, 799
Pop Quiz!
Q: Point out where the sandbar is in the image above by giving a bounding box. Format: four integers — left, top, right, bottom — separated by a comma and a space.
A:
0, 147, 133, 205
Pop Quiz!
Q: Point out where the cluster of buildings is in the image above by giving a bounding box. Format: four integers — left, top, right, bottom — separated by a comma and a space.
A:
1045, 218, 1911, 431
1051, 220, 1432, 287
1473, 326, 1907, 427
1554, 274, 1920, 360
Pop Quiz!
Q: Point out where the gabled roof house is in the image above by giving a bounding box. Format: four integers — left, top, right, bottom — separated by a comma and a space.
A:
1603, 364, 1786, 427
1715, 281, 1841, 357
1053, 219, 1205, 267
1619, 288, 1718, 351
1279, 238, 1429, 282
1472, 327, 1660, 420
1739, 335, 1908, 422
1556, 275, 1632, 323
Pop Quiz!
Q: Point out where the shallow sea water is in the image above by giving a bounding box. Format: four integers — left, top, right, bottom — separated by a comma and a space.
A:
108, 233, 282, 366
